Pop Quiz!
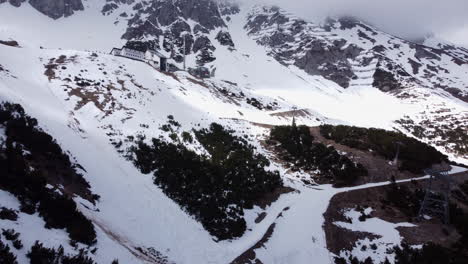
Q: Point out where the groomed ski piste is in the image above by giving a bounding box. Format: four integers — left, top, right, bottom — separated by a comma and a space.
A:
0, 1, 467, 263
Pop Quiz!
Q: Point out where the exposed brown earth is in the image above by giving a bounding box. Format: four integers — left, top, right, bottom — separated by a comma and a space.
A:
44, 55, 77, 80
324, 171, 468, 256
91, 218, 174, 264
258, 123, 420, 187
255, 186, 296, 210
309, 127, 419, 185
225, 120, 468, 261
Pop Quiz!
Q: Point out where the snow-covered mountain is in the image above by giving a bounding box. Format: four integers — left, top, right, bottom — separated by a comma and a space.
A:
0, 0, 467, 264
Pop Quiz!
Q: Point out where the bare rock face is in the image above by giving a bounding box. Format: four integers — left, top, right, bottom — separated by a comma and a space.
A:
246, 6, 361, 88
28, 0, 84, 19
116, 0, 234, 67
0, 0, 26, 7
295, 40, 361, 88
219, 0, 240, 16
123, 0, 225, 40
372, 68, 401, 92
193, 36, 215, 53
215, 30, 235, 48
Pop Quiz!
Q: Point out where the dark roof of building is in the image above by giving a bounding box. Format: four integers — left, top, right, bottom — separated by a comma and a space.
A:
149, 49, 167, 59
122, 47, 145, 54
111, 46, 168, 59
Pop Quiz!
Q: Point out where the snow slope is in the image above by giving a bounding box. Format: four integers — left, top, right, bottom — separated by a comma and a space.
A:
0, 1, 126, 51
0, 41, 352, 264
0, 1, 467, 263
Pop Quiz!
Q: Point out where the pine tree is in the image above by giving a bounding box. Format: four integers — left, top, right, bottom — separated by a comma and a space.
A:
0, 240, 17, 264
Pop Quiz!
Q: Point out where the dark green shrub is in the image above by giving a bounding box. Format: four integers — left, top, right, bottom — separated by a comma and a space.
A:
394, 243, 467, 264
0, 239, 17, 264
270, 125, 367, 185
12, 240, 22, 250
181, 131, 193, 143
2, 229, 19, 241
320, 125, 447, 174
130, 123, 282, 240
0, 102, 96, 245
384, 182, 424, 217
38, 193, 96, 245
28, 241, 95, 264
0, 207, 18, 221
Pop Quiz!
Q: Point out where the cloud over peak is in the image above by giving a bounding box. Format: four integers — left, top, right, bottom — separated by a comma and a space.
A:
236, 0, 468, 45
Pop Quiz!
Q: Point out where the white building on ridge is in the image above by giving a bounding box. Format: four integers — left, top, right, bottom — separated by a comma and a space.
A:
110, 46, 167, 71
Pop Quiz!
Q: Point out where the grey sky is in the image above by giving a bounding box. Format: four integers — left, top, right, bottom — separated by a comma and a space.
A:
238, 0, 468, 46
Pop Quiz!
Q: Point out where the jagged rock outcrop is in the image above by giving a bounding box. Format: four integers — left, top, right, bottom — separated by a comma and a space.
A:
1, 0, 83, 19
219, 0, 240, 16
246, 6, 361, 88
193, 36, 215, 53
29, 0, 84, 19
412, 44, 441, 61
3, 0, 467, 95
245, 5, 468, 93
295, 40, 361, 88
0, 0, 25, 7
372, 68, 402, 91
215, 30, 235, 48
102, 0, 135, 14
112, 0, 234, 67
122, 0, 225, 40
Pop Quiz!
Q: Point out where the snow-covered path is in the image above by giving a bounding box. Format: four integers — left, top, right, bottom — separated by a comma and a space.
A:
237, 166, 466, 264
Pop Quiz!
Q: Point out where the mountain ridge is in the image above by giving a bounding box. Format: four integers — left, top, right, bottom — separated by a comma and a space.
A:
0, 1, 467, 263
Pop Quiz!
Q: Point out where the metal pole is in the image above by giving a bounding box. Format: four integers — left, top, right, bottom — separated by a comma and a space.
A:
183, 33, 186, 71
393, 144, 400, 165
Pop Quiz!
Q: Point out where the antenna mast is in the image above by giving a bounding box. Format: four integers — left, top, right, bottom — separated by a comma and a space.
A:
183, 33, 187, 71
418, 166, 452, 224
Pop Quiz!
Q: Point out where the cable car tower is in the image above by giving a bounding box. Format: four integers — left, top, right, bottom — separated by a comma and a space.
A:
418, 165, 452, 224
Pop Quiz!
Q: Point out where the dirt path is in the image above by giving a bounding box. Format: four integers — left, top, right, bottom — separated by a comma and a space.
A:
89, 217, 174, 264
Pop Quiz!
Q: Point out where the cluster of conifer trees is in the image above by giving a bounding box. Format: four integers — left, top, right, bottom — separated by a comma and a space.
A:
319, 125, 447, 174
391, 242, 467, 264
130, 123, 283, 240
0, 238, 17, 264
0, 103, 96, 245
269, 122, 367, 185
27, 241, 95, 264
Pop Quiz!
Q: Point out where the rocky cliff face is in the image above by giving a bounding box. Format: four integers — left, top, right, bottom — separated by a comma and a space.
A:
29, 0, 84, 19
0, 0, 84, 19
0, 0, 24, 7
102, 0, 237, 69
2, 0, 467, 101
245, 7, 362, 88
245, 5, 468, 99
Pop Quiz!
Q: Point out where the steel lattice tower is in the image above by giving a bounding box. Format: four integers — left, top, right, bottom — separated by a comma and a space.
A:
418, 167, 452, 224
